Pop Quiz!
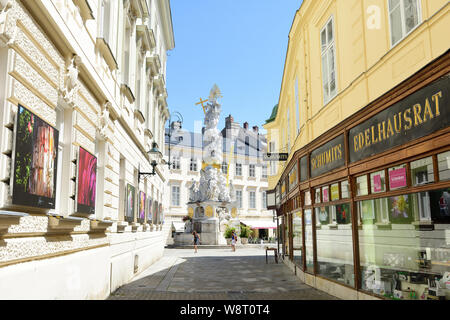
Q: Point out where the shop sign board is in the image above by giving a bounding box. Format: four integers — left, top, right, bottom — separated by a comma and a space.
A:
310, 134, 345, 178
264, 153, 288, 161
349, 75, 450, 163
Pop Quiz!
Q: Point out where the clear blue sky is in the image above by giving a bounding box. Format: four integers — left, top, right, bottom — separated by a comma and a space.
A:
166, 0, 302, 134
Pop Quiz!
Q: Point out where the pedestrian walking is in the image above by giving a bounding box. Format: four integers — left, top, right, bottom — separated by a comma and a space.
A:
193, 231, 200, 253
231, 231, 237, 252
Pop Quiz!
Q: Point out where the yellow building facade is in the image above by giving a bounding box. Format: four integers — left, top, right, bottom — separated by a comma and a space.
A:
264, 0, 450, 300
266, 0, 450, 188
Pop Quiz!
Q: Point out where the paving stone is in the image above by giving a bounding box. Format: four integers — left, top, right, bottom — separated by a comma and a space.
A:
107, 248, 338, 300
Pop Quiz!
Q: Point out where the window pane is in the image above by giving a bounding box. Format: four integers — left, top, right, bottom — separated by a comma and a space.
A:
370, 170, 386, 193
321, 29, 327, 52
389, 0, 400, 10
341, 180, 350, 198
329, 47, 336, 96
316, 206, 330, 225
331, 183, 340, 201
293, 211, 303, 268
322, 54, 329, 102
316, 204, 354, 286
358, 189, 450, 299
388, 164, 407, 190
315, 188, 321, 203
322, 186, 330, 203
356, 175, 368, 196
327, 20, 333, 43
304, 209, 314, 272
390, 7, 403, 45
304, 191, 312, 206
438, 151, 450, 181
411, 157, 434, 186
403, 0, 419, 34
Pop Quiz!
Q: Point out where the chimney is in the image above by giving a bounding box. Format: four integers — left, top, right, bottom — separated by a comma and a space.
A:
252, 126, 259, 133
243, 122, 249, 130
225, 114, 234, 129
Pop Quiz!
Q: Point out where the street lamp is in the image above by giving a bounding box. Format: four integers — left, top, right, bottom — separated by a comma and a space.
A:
138, 111, 183, 182
165, 111, 183, 168
138, 142, 163, 182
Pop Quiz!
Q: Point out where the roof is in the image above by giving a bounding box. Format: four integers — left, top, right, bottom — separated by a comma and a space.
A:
265, 104, 279, 124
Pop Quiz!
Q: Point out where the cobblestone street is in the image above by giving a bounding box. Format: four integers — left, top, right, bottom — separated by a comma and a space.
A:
108, 247, 338, 300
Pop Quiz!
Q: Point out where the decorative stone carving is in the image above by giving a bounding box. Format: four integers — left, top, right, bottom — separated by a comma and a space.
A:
0, 1, 13, 47
63, 55, 81, 105
98, 101, 111, 140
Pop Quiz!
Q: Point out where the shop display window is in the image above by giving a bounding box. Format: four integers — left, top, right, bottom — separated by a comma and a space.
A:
358, 188, 450, 300
356, 175, 368, 196
315, 188, 321, 203
293, 211, 303, 268
322, 186, 330, 203
411, 157, 434, 186
341, 180, 350, 198
388, 164, 407, 190
331, 183, 340, 201
315, 204, 354, 286
437, 151, 450, 181
304, 209, 314, 272
370, 170, 386, 194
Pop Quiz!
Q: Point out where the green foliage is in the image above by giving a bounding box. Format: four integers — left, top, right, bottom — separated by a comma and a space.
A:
224, 225, 236, 238
14, 108, 33, 191
239, 225, 252, 238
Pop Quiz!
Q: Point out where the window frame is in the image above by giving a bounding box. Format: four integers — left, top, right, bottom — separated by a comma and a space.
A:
320, 15, 338, 105
387, 0, 422, 48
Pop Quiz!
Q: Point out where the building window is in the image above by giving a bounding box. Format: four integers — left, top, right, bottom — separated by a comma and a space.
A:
171, 156, 180, 170
171, 186, 180, 206
236, 163, 242, 176
321, 16, 337, 105
249, 164, 255, 177
236, 190, 243, 209
262, 191, 267, 209
356, 175, 369, 196
388, 0, 421, 47
222, 162, 228, 174
190, 158, 197, 172
262, 165, 268, 179
249, 191, 256, 209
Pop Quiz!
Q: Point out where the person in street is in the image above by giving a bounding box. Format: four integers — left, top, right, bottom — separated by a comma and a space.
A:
193, 231, 200, 253
231, 231, 237, 252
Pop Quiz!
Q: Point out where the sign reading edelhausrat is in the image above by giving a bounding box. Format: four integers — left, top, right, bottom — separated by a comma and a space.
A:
349, 75, 450, 163
310, 134, 345, 178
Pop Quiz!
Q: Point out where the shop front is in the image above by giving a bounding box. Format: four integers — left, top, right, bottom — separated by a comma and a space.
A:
267, 52, 450, 300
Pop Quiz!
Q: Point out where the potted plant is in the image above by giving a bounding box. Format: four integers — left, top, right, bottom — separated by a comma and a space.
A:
239, 225, 252, 245
224, 225, 235, 245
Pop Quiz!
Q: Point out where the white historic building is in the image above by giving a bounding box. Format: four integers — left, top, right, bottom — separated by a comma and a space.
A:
0, 0, 174, 299
165, 115, 276, 242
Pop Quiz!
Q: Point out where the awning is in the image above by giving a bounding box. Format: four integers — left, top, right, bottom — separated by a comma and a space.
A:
240, 220, 277, 229
172, 221, 186, 232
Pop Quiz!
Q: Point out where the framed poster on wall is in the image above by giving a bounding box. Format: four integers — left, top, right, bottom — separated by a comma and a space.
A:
75, 146, 97, 214
11, 104, 59, 209
147, 197, 152, 224
125, 183, 135, 223
138, 191, 146, 224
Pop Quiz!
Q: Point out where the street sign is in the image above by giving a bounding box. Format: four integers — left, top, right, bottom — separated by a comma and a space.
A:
263, 153, 288, 161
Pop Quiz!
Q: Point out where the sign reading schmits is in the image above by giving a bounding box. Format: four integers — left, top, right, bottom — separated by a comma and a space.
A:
264, 153, 289, 161
349, 75, 450, 163
310, 134, 345, 178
